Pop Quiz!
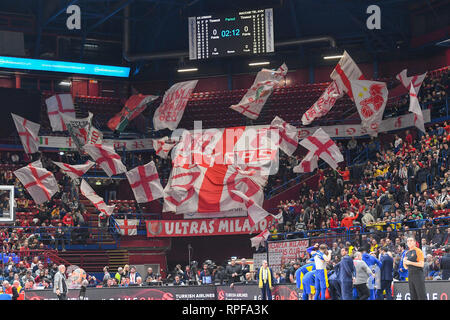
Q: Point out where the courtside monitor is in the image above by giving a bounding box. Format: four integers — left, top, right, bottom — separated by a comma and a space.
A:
188, 8, 274, 60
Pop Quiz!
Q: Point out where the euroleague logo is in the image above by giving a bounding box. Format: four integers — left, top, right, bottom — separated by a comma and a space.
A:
147, 221, 163, 236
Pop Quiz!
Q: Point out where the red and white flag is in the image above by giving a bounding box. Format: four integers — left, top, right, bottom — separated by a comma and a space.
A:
230, 63, 288, 119
153, 80, 198, 131
11, 113, 40, 154
351, 80, 388, 136
250, 229, 270, 249
14, 162, 58, 205
83, 144, 127, 177
80, 179, 115, 216
52, 160, 95, 180
409, 85, 426, 133
45, 94, 75, 131
301, 81, 344, 125
299, 128, 343, 170
293, 152, 319, 173
396, 69, 427, 93
115, 219, 139, 236
152, 136, 176, 159
330, 51, 365, 100
230, 190, 270, 228
61, 112, 103, 152
125, 161, 164, 203
268, 116, 298, 156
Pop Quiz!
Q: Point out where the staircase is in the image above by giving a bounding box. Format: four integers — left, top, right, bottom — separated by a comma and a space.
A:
57, 249, 129, 273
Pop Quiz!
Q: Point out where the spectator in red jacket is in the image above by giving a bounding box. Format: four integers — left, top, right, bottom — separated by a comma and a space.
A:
62, 212, 74, 227
338, 167, 351, 183
341, 212, 359, 229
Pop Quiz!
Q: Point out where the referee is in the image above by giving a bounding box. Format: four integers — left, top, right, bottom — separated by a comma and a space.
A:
403, 237, 426, 300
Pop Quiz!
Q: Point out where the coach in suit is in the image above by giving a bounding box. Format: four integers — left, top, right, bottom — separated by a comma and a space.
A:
53, 265, 68, 300
257, 260, 274, 300
377, 247, 394, 300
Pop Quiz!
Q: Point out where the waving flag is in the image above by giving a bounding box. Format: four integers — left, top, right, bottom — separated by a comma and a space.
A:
11, 113, 40, 154
80, 179, 115, 216
250, 229, 270, 249
107, 94, 158, 132
269, 116, 298, 156
45, 94, 75, 131
61, 112, 103, 153
409, 85, 426, 133
293, 152, 318, 173
351, 80, 388, 136
230, 190, 270, 228
299, 128, 343, 170
301, 81, 344, 125
230, 63, 288, 119
330, 51, 365, 100
125, 161, 164, 203
52, 160, 95, 180
153, 80, 198, 131
152, 136, 177, 159
116, 218, 139, 236
14, 162, 58, 205
83, 144, 127, 177
396, 69, 427, 93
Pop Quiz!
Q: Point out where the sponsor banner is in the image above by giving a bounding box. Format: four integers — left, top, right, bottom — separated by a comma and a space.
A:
146, 216, 273, 237
25, 286, 216, 300
38, 136, 154, 151
216, 284, 298, 300
268, 239, 310, 273
393, 280, 450, 300
252, 253, 268, 270
183, 208, 247, 220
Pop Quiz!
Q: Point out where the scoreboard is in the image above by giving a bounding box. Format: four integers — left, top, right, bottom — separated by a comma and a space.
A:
188, 8, 274, 60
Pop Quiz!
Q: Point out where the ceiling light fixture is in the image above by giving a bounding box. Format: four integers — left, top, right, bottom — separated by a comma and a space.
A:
323, 55, 344, 60
248, 61, 270, 66
177, 67, 198, 73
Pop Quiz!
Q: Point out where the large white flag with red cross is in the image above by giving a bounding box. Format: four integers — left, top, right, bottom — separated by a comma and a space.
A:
350, 80, 388, 137
409, 85, 426, 133
301, 81, 344, 125
299, 128, 343, 170
125, 161, 164, 203
52, 160, 95, 180
268, 116, 298, 156
250, 229, 270, 248
230, 190, 270, 228
330, 51, 365, 100
11, 113, 40, 155
293, 151, 318, 173
153, 80, 198, 131
45, 94, 75, 132
83, 144, 127, 177
80, 179, 115, 216
396, 69, 427, 93
152, 136, 177, 159
230, 63, 288, 119
14, 162, 58, 205
115, 219, 139, 236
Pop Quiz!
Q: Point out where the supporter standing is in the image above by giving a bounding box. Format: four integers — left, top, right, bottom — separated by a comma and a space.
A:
53, 265, 68, 300
353, 252, 373, 300
257, 260, 273, 301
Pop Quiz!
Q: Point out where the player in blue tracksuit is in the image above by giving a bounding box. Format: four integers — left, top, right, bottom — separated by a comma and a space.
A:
398, 245, 409, 281
296, 262, 316, 291
314, 244, 331, 300
301, 270, 317, 300
362, 252, 382, 300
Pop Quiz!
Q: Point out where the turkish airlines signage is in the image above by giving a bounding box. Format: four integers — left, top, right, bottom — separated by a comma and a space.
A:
145, 216, 273, 237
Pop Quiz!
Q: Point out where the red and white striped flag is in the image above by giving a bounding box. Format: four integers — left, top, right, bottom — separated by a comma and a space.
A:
396, 69, 427, 93
14, 162, 58, 205
45, 94, 75, 131
52, 160, 95, 180
125, 161, 164, 203
330, 51, 365, 100
153, 80, 198, 131
152, 136, 176, 159
301, 81, 344, 125
299, 128, 343, 170
115, 219, 139, 236
269, 116, 299, 156
83, 144, 127, 177
409, 85, 426, 133
11, 113, 40, 154
293, 152, 318, 173
250, 228, 270, 249
230, 63, 288, 119
80, 179, 115, 216
351, 80, 388, 136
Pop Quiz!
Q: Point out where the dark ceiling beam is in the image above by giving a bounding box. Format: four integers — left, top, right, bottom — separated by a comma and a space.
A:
87, 0, 135, 33
42, 0, 80, 27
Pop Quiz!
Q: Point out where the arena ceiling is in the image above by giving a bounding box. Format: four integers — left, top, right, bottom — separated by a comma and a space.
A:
0, 0, 447, 80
